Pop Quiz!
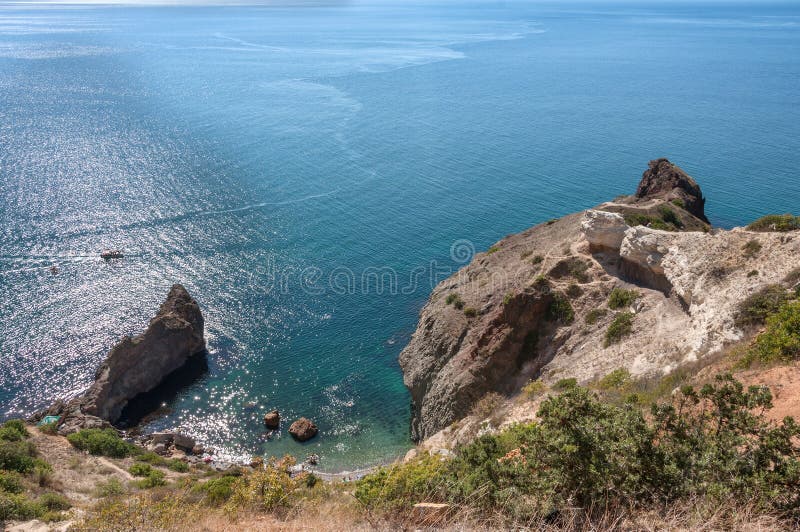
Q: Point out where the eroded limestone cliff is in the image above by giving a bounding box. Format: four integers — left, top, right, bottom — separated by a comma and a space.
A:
400, 159, 800, 441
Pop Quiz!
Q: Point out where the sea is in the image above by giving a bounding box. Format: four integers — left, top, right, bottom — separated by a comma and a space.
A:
1, 0, 798, 471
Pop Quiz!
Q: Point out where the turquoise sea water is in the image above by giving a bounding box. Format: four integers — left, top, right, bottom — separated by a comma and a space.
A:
1, 1, 799, 470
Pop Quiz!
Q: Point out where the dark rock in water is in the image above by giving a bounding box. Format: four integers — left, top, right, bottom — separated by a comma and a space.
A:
288, 417, 318, 442
635, 158, 708, 222
173, 433, 196, 451
264, 409, 280, 429
39, 284, 206, 434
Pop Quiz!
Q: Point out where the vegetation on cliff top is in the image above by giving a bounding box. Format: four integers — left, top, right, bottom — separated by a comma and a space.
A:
0, 420, 69, 523
356, 374, 800, 527
747, 214, 800, 232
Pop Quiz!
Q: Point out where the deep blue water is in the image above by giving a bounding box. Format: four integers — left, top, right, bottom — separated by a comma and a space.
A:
1, 1, 798, 470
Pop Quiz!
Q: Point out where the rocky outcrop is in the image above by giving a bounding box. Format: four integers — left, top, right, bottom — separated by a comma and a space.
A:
289, 418, 318, 442
400, 160, 800, 441
264, 410, 280, 429
39, 284, 206, 433
635, 158, 707, 222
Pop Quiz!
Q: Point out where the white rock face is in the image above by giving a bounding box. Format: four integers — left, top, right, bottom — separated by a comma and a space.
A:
619, 225, 673, 277
401, 207, 800, 442
581, 209, 628, 251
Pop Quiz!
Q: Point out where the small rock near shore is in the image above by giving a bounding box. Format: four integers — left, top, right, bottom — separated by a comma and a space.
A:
173, 433, 196, 451
264, 409, 280, 429
151, 432, 174, 445
288, 417, 318, 442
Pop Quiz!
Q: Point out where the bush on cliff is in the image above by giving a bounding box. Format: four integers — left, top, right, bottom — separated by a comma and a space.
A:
605, 312, 634, 346
0, 420, 28, 442
226, 455, 316, 513
355, 374, 800, 525
734, 284, 790, 328
741, 300, 800, 366
747, 214, 800, 232
0, 440, 37, 474
67, 428, 135, 458
608, 287, 639, 310
545, 293, 574, 324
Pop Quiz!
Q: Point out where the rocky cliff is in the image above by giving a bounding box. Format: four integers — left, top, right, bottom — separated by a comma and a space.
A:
400, 159, 800, 441
40, 284, 206, 433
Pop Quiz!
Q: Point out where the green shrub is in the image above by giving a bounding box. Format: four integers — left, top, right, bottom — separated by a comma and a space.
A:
671, 198, 685, 209
585, 308, 607, 325
658, 206, 683, 228
503, 292, 514, 306
747, 269, 759, 278
531, 255, 544, 265
129, 463, 154, 477
357, 374, 800, 524
194, 475, 237, 505
130, 464, 166, 489
0, 440, 36, 473
354, 453, 449, 512
0, 420, 28, 442
0, 471, 23, 494
66, 428, 135, 458
487, 245, 500, 255
742, 239, 762, 258
597, 368, 633, 391
135, 451, 166, 466
566, 283, 582, 298
226, 456, 306, 512
734, 285, 789, 328
747, 214, 800, 232
608, 287, 639, 309
38, 492, 70, 511
605, 312, 634, 346
522, 380, 546, 399
94, 477, 126, 498
550, 256, 590, 283
167, 459, 189, 473
0, 492, 44, 521
445, 292, 465, 310
532, 274, 549, 289
625, 206, 686, 231
38, 422, 58, 435
742, 300, 800, 366
463, 307, 477, 318
545, 293, 574, 324
553, 377, 577, 391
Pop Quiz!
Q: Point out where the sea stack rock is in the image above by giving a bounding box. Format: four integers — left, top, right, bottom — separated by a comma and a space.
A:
42, 284, 206, 433
635, 158, 708, 222
264, 410, 280, 429
288, 418, 318, 442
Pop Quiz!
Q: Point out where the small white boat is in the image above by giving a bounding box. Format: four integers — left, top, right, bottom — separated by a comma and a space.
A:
100, 249, 124, 260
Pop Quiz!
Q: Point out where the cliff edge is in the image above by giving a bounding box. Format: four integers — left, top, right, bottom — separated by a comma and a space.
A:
400, 159, 799, 441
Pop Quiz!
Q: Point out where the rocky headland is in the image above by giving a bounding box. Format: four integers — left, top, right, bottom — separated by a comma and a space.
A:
36, 284, 207, 435
400, 159, 800, 442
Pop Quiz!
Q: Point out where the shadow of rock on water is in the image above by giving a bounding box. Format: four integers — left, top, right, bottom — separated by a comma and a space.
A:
116, 350, 209, 429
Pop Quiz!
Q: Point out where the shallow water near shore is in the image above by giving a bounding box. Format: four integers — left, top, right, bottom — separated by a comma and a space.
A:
1, 1, 799, 470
